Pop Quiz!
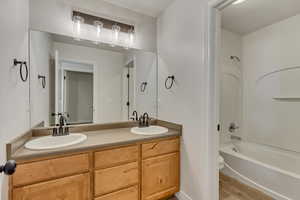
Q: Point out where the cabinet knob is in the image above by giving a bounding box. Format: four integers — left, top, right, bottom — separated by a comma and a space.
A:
0, 160, 17, 175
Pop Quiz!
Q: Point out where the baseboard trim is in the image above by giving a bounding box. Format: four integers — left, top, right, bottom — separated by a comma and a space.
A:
175, 191, 193, 200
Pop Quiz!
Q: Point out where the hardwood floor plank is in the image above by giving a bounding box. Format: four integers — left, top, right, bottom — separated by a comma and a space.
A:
219, 173, 274, 200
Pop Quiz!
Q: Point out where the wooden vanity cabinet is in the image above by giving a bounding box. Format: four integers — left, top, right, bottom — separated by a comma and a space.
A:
10, 137, 180, 200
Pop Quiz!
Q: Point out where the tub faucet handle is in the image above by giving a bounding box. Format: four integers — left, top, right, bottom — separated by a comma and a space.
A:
229, 122, 239, 133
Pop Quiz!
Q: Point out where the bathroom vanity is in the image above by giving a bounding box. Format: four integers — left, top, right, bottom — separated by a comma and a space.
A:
7, 120, 181, 200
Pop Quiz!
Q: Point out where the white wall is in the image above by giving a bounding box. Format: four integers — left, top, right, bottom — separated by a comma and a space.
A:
54, 42, 125, 123
157, 0, 214, 199
0, 0, 29, 199
30, 31, 53, 127
29, 0, 157, 52
220, 29, 242, 144
243, 13, 300, 153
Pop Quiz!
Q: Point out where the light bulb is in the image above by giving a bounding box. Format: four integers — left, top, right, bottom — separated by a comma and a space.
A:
128, 28, 135, 48
112, 24, 121, 46
73, 15, 84, 41
94, 21, 103, 44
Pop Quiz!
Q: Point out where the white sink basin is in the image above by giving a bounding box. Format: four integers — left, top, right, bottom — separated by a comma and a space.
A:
131, 126, 168, 135
25, 134, 87, 150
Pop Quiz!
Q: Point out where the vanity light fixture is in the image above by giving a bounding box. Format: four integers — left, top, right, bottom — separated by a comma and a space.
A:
73, 15, 84, 41
72, 11, 135, 47
232, 0, 247, 5
94, 20, 103, 44
111, 24, 121, 46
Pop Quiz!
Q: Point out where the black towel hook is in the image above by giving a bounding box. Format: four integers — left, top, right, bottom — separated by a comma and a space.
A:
140, 82, 148, 92
14, 58, 28, 82
165, 75, 175, 90
38, 75, 46, 89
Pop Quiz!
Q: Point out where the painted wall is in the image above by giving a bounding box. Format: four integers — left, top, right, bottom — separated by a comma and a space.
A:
157, 0, 214, 199
29, 0, 157, 52
242, 13, 300, 153
220, 29, 242, 144
30, 31, 53, 127
0, 0, 29, 199
53, 42, 125, 123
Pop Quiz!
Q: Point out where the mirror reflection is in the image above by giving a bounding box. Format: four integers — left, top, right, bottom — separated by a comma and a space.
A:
29, 30, 157, 127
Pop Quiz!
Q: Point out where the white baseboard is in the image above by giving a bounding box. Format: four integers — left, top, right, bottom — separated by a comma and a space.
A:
175, 191, 193, 200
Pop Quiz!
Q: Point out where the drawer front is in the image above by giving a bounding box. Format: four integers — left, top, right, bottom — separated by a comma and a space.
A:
94, 162, 139, 196
94, 186, 138, 200
13, 173, 90, 200
142, 138, 179, 159
13, 154, 89, 187
142, 153, 179, 200
94, 145, 138, 169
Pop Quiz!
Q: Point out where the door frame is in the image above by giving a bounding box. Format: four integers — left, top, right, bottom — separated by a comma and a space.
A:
60, 59, 95, 123
207, 0, 238, 199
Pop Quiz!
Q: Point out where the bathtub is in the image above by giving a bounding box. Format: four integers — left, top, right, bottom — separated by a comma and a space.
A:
220, 142, 300, 200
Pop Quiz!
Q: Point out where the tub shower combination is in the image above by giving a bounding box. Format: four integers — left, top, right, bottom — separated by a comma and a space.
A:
220, 141, 300, 200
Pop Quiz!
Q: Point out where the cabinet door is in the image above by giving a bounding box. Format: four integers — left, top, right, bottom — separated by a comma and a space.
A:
142, 153, 179, 200
13, 173, 90, 200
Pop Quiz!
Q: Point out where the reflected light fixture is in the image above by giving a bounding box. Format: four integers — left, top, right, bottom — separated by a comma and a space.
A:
94, 20, 103, 44
128, 28, 135, 48
73, 15, 84, 41
232, 0, 247, 5
111, 24, 121, 46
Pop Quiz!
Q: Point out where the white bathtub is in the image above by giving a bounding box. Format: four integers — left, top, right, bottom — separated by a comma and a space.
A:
220, 142, 300, 200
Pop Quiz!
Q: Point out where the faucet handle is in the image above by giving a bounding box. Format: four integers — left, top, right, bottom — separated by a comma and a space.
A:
139, 116, 144, 127
52, 127, 58, 136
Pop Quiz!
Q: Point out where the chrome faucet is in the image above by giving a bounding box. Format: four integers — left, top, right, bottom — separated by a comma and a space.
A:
139, 112, 150, 127
131, 110, 139, 121
53, 113, 69, 136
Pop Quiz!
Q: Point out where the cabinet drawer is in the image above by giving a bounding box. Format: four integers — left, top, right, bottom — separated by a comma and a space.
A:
142, 153, 179, 200
13, 173, 90, 200
94, 162, 139, 196
142, 138, 179, 159
13, 154, 89, 187
94, 186, 138, 200
94, 145, 138, 169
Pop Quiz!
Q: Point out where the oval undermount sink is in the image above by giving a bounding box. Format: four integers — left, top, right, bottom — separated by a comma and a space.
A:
131, 126, 168, 135
25, 133, 87, 150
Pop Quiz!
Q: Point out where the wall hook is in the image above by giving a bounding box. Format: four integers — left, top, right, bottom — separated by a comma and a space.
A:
140, 82, 148, 92
230, 56, 240, 62
165, 75, 175, 90
14, 59, 28, 82
38, 75, 46, 89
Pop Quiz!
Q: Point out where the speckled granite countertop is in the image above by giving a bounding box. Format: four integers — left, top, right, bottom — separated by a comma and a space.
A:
7, 120, 182, 162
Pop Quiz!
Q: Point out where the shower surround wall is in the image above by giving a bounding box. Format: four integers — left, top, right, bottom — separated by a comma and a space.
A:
220, 29, 243, 145
221, 13, 300, 154
242, 13, 300, 153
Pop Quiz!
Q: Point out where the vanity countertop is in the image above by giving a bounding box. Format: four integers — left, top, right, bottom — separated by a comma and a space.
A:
8, 120, 182, 162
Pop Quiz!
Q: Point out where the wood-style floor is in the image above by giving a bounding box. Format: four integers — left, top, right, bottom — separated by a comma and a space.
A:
219, 173, 274, 200
166, 172, 274, 200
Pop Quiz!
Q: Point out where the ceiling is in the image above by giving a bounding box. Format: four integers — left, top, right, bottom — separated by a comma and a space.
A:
102, 0, 174, 17
222, 0, 300, 35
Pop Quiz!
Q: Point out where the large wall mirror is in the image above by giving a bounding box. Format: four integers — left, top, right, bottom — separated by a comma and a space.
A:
29, 30, 157, 127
